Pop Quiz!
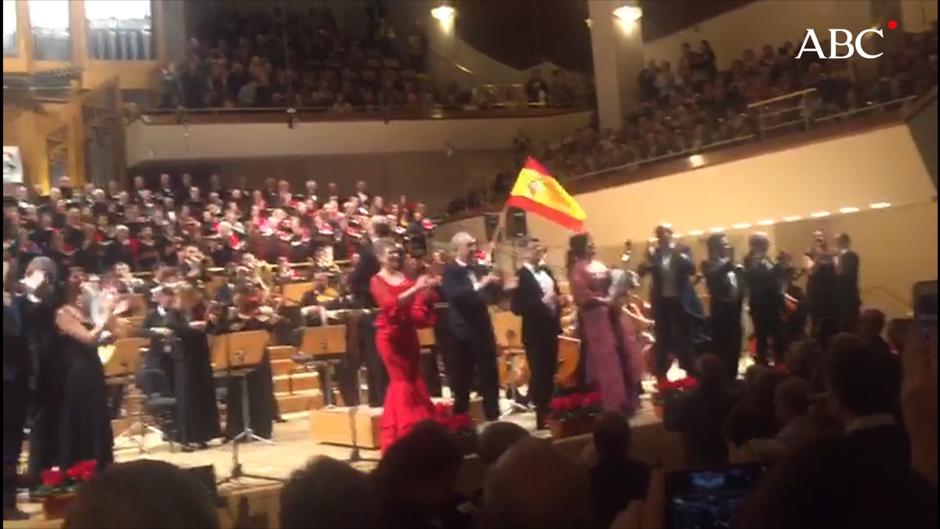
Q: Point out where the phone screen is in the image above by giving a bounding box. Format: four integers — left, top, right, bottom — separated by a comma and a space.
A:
666, 464, 766, 529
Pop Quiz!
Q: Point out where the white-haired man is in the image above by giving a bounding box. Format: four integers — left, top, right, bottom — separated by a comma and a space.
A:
441, 232, 504, 420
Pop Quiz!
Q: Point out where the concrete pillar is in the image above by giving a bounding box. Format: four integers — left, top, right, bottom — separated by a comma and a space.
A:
588, 0, 645, 132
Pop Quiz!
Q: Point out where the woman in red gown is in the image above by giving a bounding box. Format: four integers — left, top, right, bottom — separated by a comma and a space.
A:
370, 239, 440, 451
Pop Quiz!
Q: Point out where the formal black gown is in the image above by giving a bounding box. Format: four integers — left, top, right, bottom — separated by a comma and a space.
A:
139, 308, 222, 445
219, 316, 275, 440
25, 292, 64, 476
58, 319, 113, 471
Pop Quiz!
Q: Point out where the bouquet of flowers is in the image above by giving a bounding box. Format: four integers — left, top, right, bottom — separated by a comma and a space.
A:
548, 391, 603, 422
36, 460, 98, 497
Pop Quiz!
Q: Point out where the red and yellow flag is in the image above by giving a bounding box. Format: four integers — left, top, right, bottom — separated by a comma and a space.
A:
506, 157, 586, 231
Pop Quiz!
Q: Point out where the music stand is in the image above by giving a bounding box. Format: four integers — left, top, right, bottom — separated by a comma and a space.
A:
295, 321, 375, 463
105, 338, 149, 453
211, 331, 281, 485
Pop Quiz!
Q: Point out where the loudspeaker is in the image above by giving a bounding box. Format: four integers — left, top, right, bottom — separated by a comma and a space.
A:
484, 212, 501, 241
506, 207, 528, 240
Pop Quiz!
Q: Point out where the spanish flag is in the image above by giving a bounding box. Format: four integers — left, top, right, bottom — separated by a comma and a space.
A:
506, 157, 586, 231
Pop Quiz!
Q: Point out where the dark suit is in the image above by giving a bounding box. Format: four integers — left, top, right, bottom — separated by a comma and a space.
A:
442, 261, 500, 420
639, 247, 697, 376
510, 264, 561, 418
744, 254, 785, 364
3, 298, 30, 510
807, 251, 838, 336
836, 249, 861, 332
702, 258, 744, 380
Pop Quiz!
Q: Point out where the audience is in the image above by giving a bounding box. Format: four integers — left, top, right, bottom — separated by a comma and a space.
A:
664, 353, 742, 466
482, 437, 592, 529
280, 456, 379, 529
859, 308, 891, 356
477, 421, 529, 469
63, 460, 219, 529
372, 421, 471, 529
773, 376, 839, 452
589, 412, 651, 529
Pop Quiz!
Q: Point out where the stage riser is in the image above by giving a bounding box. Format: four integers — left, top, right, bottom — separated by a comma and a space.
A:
273, 372, 320, 393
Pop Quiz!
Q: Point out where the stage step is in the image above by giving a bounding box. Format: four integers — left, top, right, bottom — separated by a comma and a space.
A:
268, 345, 298, 361
276, 389, 325, 414
309, 406, 382, 449
273, 371, 320, 393
271, 358, 300, 377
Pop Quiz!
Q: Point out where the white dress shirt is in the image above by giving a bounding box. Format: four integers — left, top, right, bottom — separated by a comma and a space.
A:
524, 262, 557, 311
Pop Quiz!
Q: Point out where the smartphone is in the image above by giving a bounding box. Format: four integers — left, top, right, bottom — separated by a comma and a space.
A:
665, 463, 766, 529
913, 280, 937, 337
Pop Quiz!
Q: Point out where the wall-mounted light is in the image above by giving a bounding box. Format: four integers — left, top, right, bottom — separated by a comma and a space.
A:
613, 4, 643, 23
839, 206, 860, 214
687, 229, 704, 236
783, 215, 802, 222
870, 201, 891, 209
688, 154, 705, 168
710, 226, 726, 233
732, 222, 752, 230
810, 211, 831, 218
757, 219, 775, 226
431, 3, 456, 30
613, 4, 642, 34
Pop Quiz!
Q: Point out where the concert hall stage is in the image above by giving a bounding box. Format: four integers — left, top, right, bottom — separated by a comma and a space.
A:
8, 398, 679, 529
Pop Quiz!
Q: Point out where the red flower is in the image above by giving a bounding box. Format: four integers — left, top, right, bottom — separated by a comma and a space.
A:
41, 469, 64, 488
550, 396, 574, 412
583, 392, 602, 407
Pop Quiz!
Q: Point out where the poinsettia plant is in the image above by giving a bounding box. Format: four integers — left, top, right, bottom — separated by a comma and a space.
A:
654, 376, 699, 408
548, 391, 602, 422
432, 403, 476, 438
35, 460, 98, 497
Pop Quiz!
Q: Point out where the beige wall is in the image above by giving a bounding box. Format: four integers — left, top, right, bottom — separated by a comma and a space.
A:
901, 0, 940, 32
125, 111, 592, 165
643, 0, 875, 69
770, 201, 938, 318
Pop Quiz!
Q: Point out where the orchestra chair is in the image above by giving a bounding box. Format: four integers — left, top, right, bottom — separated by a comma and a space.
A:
102, 337, 169, 454
290, 325, 348, 407
282, 282, 313, 306
555, 336, 582, 390
491, 311, 531, 417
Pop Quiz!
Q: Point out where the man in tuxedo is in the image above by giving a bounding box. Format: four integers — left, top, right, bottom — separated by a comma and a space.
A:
701, 233, 744, 380
510, 238, 560, 429
806, 229, 838, 337
638, 225, 697, 378
833, 232, 861, 332
442, 232, 503, 420
743, 233, 785, 365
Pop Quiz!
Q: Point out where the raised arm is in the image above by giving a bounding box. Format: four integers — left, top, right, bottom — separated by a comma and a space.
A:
56, 307, 107, 346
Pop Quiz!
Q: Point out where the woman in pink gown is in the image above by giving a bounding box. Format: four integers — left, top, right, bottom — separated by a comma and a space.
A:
567, 233, 643, 415
370, 239, 440, 451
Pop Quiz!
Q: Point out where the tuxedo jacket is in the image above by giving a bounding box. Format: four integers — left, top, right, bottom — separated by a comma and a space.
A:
441, 261, 497, 342
639, 248, 697, 310
702, 258, 744, 308
510, 265, 561, 343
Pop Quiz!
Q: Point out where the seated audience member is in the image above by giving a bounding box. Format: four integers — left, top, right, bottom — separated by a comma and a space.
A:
589, 412, 651, 529
280, 456, 379, 529
372, 421, 471, 529
827, 343, 907, 472
859, 308, 891, 356
664, 353, 742, 466
477, 421, 529, 468
482, 438, 592, 529
736, 328, 937, 529
774, 376, 840, 451
63, 460, 219, 529
724, 402, 782, 464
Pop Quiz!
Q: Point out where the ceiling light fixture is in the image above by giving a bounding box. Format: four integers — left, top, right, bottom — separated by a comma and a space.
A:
430, 4, 456, 26
732, 222, 752, 230
757, 219, 775, 226
710, 226, 726, 233
613, 4, 643, 23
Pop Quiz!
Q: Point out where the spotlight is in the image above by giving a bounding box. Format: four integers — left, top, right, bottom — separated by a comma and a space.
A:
613, 4, 642, 23
431, 3, 456, 27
